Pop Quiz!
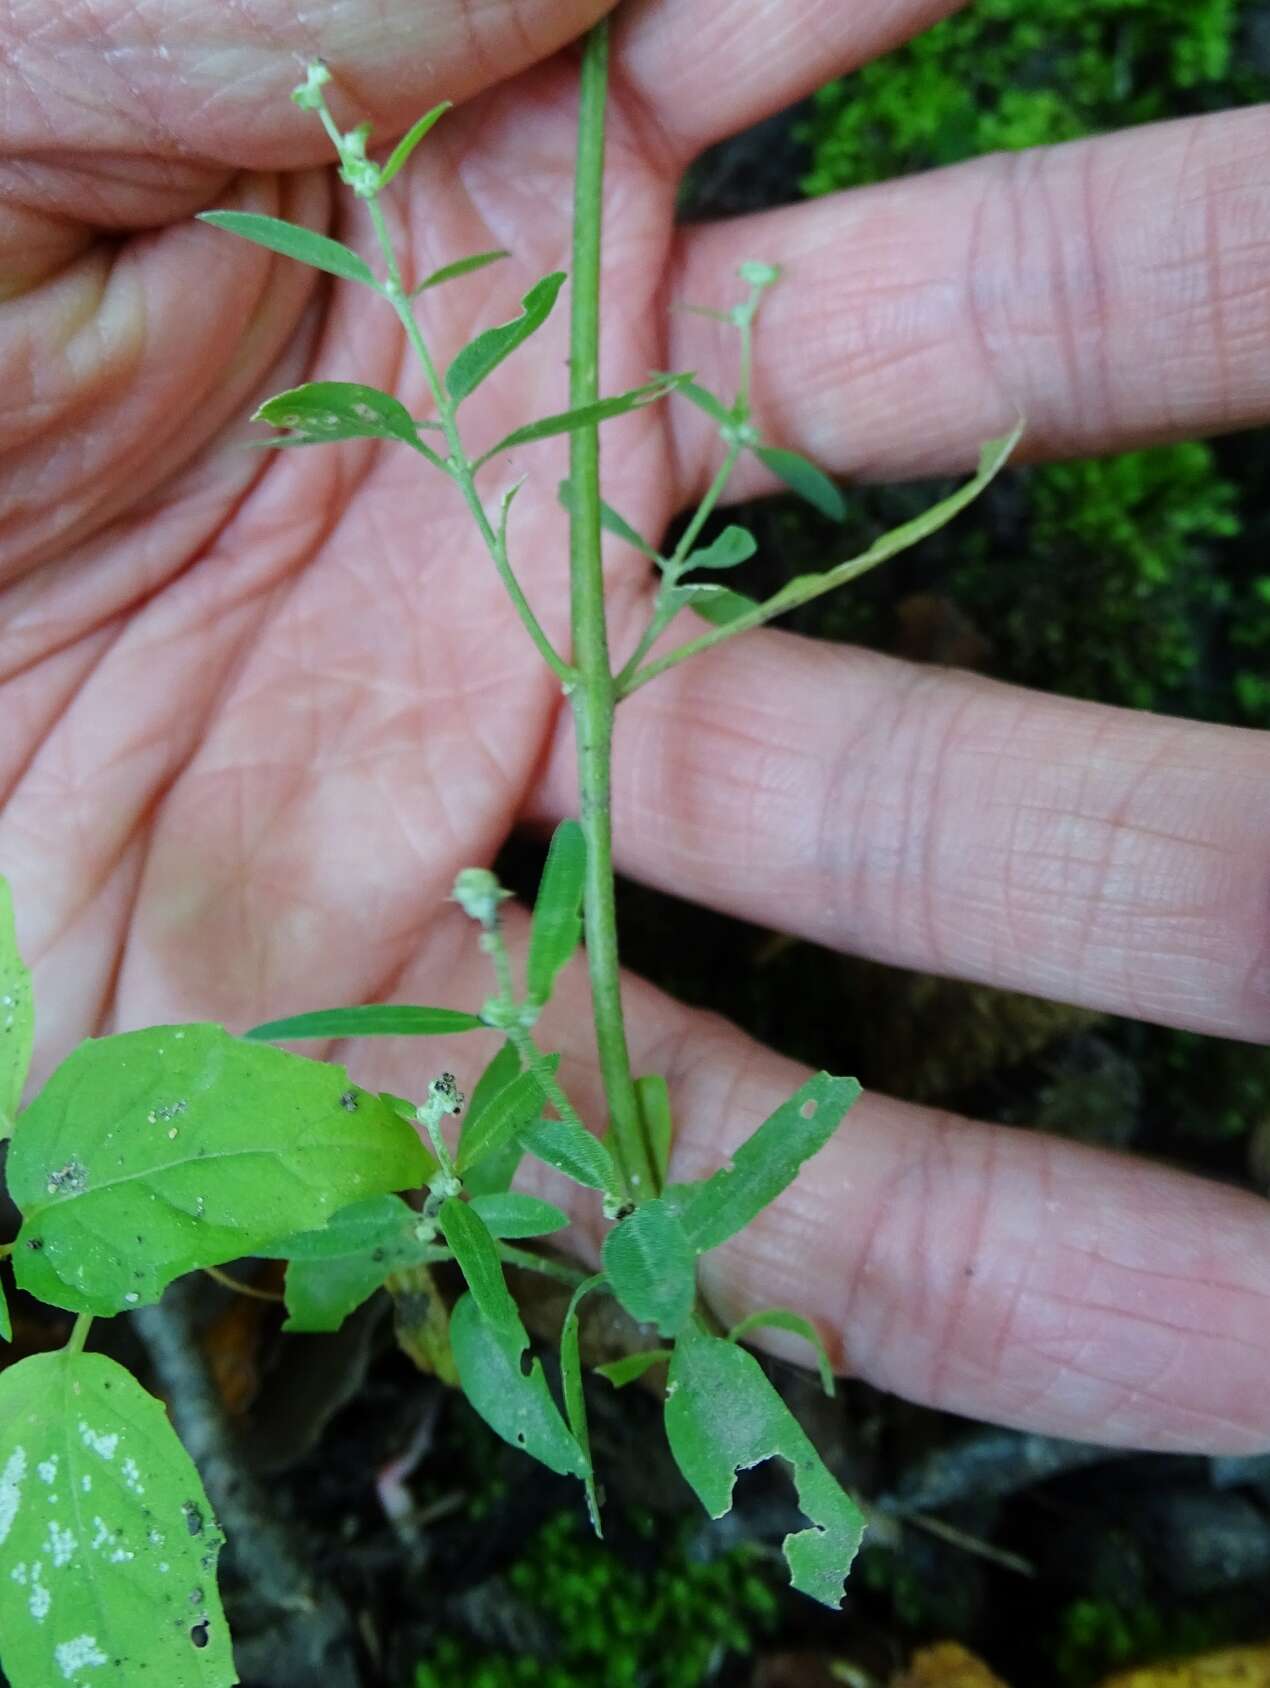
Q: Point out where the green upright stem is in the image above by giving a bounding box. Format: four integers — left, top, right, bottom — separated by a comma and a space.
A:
567, 21, 656, 1201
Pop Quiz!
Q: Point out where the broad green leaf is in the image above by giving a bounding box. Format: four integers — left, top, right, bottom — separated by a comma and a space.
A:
665, 1322, 866, 1607
262, 1193, 423, 1261
634, 1074, 673, 1190
729, 1308, 836, 1398
411, 249, 509, 295
198, 210, 377, 287
467, 1193, 568, 1239
0, 1277, 11, 1342
261, 1194, 445, 1332
9, 1024, 429, 1316
665, 1072, 861, 1256
689, 587, 760, 627
246, 1003, 483, 1041
457, 1042, 523, 1197
449, 1292, 588, 1478
519, 1110, 616, 1194
526, 820, 586, 1008
558, 480, 661, 559
679, 525, 757, 574
439, 1198, 524, 1354
445, 272, 566, 404
671, 377, 735, 429
0, 1350, 234, 1687
456, 1062, 554, 1176
595, 1348, 672, 1388
0, 876, 33, 1140
560, 1274, 606, 1535
254, 380, 427, 451
601, 1200, 696, 1338
479, 375, 688, 463
378, 101, 451, 188
753, 445, 846, 521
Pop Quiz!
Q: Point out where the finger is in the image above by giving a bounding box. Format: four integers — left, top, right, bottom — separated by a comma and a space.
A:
528, 629, 1270, 1044
351, 918, 1270, 1455
615, 0, 964, 166
664, 106, 1270, 495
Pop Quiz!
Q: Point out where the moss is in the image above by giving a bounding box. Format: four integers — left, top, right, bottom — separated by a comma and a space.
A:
412, 1511, 778, 1688
1052, 1595, 1246, 1688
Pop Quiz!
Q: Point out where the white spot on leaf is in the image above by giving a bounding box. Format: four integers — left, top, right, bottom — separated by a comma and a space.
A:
0, 1446, 27, 1545
54, 1634, 108, 1676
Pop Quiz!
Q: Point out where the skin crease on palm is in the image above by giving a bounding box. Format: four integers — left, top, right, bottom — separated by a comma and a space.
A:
2, 0, 1270, 1455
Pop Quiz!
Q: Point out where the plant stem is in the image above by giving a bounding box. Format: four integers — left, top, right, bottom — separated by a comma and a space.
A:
567, 20, 656, 1202
497, 1242, 588, 1288
66, 1312, 93, 1356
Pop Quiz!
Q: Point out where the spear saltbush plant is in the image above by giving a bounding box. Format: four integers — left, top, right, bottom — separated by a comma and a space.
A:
0, 26, 1018, 1683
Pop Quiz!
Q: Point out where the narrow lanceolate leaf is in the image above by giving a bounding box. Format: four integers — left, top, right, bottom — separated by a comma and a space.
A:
8, 1024, 429, 1316
729, 1308, 836, 1398
634, 1074, 673, 1190
679, 525, 757, 574
688, 587, 760, 627
479, 375, 690, 464
467, 1193, 568, 1239
262, 1195, 445, 1333
246, 1003, 483, 1041
0, 1350, 233, 1688
602, 1201, 696, 1337
457, 1041, 523, 1197
558, 480, 662, 560
445, 272, 566, 404
665, 1073, 861, 1256
0, 876, 34, 1140
519, 1111, 616, 1194
449, 1293, 589, 1478
665, 1323, 866, 1607
595, 1349, 672, 1388
378, 101, 451, 188
411, 249, 509, 295
753, 444, 846, 521
560, 1275, 606, 1535
254, 381, 428, 452
671, 377, 735, 429
526, 820, 586, 1008
456, 1063, 552, 1176
439, 1198, 524, 1354
198, 210, 378, 287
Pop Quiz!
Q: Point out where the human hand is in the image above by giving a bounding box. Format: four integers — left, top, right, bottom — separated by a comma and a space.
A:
2, 0, 1267, 1455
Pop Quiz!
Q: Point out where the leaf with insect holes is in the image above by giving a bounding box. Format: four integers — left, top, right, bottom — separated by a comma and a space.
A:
753, 445, 845, 521
439, 1198, 525, 1356
527, 821, 586, 1008
246, 1003, 483, 1041
378, 101, 451, 188
8, 1024, 429, 1316
260, 1195, 446, 1333
198, 210, 378, 287
456, 1059, 557, 1176
456, 1042, 523, 1196
663, 1072, 861, 1256
558, 480, 661, 560
0, 1350, 233, 1688
678, 525, 757, 575
634, 1074, 673, 1189
253, 381, 430, 452
477, 375, 691, 465
560, 1275, 606, 1534
411, 250, 509, 296
602, 1200, 696, 1337
467, 1193, 568, 1239
0, 877, 33, 1141
446, 272, 566, 404
665, 1322, 866, 1607
449, 1292, 589, 1478
596, 1348, 672, 1388
729, 1308, 836, 1398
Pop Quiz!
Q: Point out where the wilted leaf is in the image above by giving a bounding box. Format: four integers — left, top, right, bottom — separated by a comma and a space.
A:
246, 1003, 483, 1041
0, 877, 33, 1140
445, 272, 566, 404
560, 1274, 606, 1534
449, 1293, 588, 1478
479, 375, 688, 464
0, 1350, 233, 1688
526, 821, 586, 1009
601, 1200, 696, 1337
729, 1308, 836, 1397
378, 101, 451, 188
467, 1193, 568, 1239
9, 1024, 429, 1316
254, 380, 428, 451
198, 210, 378, 287
753, 444, 845, 521
665, 1322, 866, 1606
664, 1072, 860, 1256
